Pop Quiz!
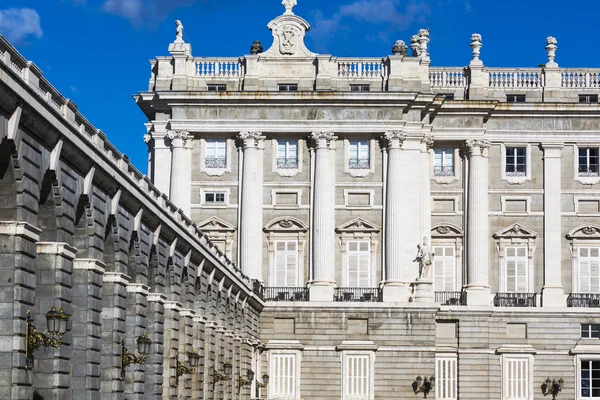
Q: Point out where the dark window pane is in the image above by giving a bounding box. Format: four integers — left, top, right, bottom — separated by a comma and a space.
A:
205, 193, 215, 202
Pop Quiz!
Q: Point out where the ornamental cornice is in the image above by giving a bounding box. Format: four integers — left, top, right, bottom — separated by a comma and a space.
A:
464, 139, 491, 157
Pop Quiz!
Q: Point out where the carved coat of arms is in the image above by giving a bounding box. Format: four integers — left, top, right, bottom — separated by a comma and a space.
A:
278, 25, 298, 55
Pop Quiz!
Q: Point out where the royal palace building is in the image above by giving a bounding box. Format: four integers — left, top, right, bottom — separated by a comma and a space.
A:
3, 0, 600, 399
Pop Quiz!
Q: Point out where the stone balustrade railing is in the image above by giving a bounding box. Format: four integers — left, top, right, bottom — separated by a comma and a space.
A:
429, 67, 467, 88
486, 68, 544, 88
561, 69, 600, 88
335, 58, 387, 79
0, 35, 258, 300
194, 57, 244, 77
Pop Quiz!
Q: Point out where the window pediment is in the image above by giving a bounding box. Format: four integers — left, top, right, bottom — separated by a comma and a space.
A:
493, 223, 538, 239
336, 218, 380, 233
264, 217, 308, 233
198, 216, 236, 232
431, 224, 463, 238
567, 224, 600, 240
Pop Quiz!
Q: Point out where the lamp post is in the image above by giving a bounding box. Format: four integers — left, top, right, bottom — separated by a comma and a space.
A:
26, 306, 71, 370
542, 378, 564, 399
413, 375, 435, 398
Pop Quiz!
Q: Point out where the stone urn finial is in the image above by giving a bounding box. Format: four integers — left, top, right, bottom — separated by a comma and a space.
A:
250, 40, 263, 55
282, 0, 297, 15
470, 33, 483, 66
545, 36, 558, 67
410, 35, 420, 57
392, 40, 407, 56
417, 29, 430, 59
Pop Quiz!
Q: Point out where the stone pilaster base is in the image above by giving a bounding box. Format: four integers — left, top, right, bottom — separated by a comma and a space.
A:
309, 284, 334, 302
413, 280, 434, 304
541, 287, 566, 307
382, 283, 410, 303
465, 286, 491, 306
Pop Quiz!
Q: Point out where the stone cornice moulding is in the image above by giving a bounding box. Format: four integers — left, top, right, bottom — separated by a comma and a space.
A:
0, 221, 41, 241
265, 340, 305, 350
335, 341, 378, 352
496, 344, 537, 355
336, 217, 380, 233
198, 216, 236, 232
147, 293, 168, 303
264, 216, 308, 233
126, 283, 150, 295
35, 242, 78, 260
431, 223, 463, 238
571, 339, 600, 355
567, 224, 600, 240
164, 301, 184, 311
103, 272, 131, 285
72, 258, 107, 273
493, 223, 538, 239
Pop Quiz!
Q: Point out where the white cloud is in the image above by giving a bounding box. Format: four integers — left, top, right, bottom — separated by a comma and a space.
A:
0, 8, 43, 45
101, 0, 144, 21
310, 0, 430, 51
100, 0, 199, 26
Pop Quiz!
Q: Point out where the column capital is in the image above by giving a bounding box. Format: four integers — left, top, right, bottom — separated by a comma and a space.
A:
422, 136, 434, 151
310, 131, 336, 149
464, 139, 491, 157
143, 134, 153, 145
167, 130, 189, 147
381, 130, 406, 149
238, 131, 262, 148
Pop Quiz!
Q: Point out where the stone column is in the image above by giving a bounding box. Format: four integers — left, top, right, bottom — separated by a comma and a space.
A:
192, 315, 207, 399
238, 131, 264, 280
382, 132, 425, 302
168, 130, 191, 216
464, 140, 491, 305
146, 293, 167, 399
309, 132, 337, 301
163, 301, 182, 399
541, 144, 565, 306
204, 321, 218, 400
178, 309, 195, 399
215, 326, 227, 400
124, 284, 149, 400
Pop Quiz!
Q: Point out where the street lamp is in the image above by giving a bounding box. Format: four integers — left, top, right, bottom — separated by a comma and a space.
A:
26, 307, 71, 369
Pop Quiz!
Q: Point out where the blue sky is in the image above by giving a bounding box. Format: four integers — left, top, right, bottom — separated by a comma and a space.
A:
1, 0, 599, 174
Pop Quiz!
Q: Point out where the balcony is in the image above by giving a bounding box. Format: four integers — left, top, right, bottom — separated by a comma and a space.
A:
433, 165, 454, 177
265, 287, 309, 302
435, 291, 466, 306
578, 165, 599, 177
494, 293, 536, 307
276, 157, 299, 169
567, 293, 600, 307
252, 280, 264, 301
205, 157, 227, 169
334, 287, 382, 302
348, 158, 370, 170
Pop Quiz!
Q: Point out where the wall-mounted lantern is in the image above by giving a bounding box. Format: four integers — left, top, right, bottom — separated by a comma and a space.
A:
542, 377, 564, 399
239, 369, 255, 389
213, 362, 233, 387
120, 334, 152, 379
412, 375, 435, 398
256, 373, 270, 389
26, 307, 71, 369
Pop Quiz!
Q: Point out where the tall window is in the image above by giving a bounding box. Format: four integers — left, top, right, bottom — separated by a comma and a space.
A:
578, 247, 600, 293
272, 241, 299, 287
433, 148, 454, 176
503, 356, 531, 400
277, 141, 299, 169
433, 246, 456, 291
205, 139, 227, 168
504, 247, 528, 292
580, 359, 600, 399
579, 148, 600, 177
347, 241, 371, 287
506, 147, 526, 177
270, 353, 297, 399
343, 354, 371, 400
436, 357, 457, 400
349, 140, 370, 170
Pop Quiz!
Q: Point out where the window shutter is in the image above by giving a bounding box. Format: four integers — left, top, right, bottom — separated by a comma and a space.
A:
277, 142, 286, 158
443, 150, 453, 169
348, 252, 359, 287
358, 141, 369, 159
273, 241, 298, 287
272, 353, 295, 399
288, 141, 298, 158
505, 247, 528, 293
206, 140, 215, 158
347, 241, 370, 287
434, 149, 442, 167
436, 357, 457, 400
349, 141, 358, 159
505, 358, 528, 399
345, 355, 369, 400
433, 246, 456, 292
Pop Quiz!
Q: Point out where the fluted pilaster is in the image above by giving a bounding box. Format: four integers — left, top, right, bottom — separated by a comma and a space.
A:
168, 130, 191, 215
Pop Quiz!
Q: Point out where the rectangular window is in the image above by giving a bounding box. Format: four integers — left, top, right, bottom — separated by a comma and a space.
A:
205, 139, 227, 168
436, 357, 458, 400
433, 148, 454, 176
506, 94, 526, 103
503, 357, 530, 399
433, 246, 456, 291
506, 147, 527, 177
207, 84, 226, 91
350, 84, 370, 92
272, 241, 299, 287
270, 353, 297, 399
505, 247, 528, 292
440, 93, 455, 100
277, 140, 299, 169
279, 84, 298, 92
343, 354, 371, 400
580, 359, 600, 399
348, 140, 370, 170
579, 148, 600, 177
582, 324, 600, 339
579, 94, 599, 103
578, 247, 600, 293
204, 192, 226, 203
347, 241, 370, 287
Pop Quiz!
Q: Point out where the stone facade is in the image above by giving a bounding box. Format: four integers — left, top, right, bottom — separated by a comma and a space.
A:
137, 2, 600, 400
0, 37, 263, 400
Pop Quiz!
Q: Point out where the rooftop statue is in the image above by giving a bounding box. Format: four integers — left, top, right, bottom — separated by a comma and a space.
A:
282, 0, 297, 15
175, 20, 184, 43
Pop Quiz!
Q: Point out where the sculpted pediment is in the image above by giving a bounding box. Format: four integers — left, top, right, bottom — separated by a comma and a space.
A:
493, 223, 538, 239
264, 217, 308, 232
431, 224, 463, 237
197, 217, 235, 232
567, 224, 600, 240
336, 218, 380, 233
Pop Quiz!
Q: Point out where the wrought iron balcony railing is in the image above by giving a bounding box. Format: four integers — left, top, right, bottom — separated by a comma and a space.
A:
348, 158, 370, 170
433, 165, 454, 176
205, 157, 227, 169
505, 169, 527, 177
567, 293, 600, 307
494, 292, 536, 307
276, 157, 299, 169
334, 287, 382, 302
435, 291, 466, 306
264, 287, 309, 302
578, 165, 599, 177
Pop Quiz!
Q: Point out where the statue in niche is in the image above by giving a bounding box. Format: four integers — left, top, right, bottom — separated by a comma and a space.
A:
414, 237, 433, 280
175, 20, 184, 43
